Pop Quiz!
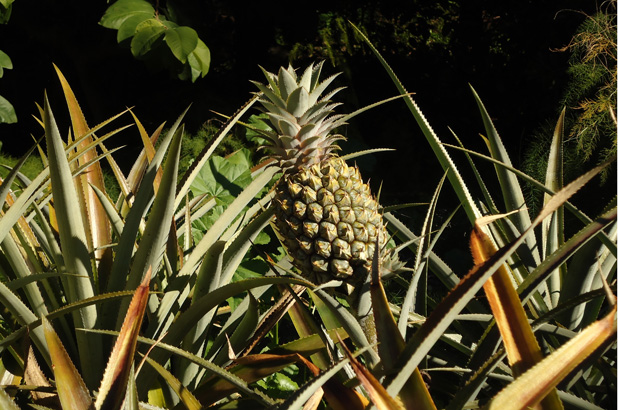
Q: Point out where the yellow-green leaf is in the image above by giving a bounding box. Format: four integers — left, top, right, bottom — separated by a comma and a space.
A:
339, 339, 403, 410
370, 252, 436, 410
142, 355, 202, 410
470, 219, 563, 409
54, 65, 112, 272
488, 304, 617, 409
42, 317, 94, 410
95, 268, 151, 410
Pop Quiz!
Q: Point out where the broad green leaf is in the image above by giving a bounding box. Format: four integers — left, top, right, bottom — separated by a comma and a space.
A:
0, 49, 12, 77
99, 0, 154, 30
95, 269, 151, 410
187, 39, 210, 81
0, 138, 39, 211
164, 26, 198, 63
0, 94, 16, 123
195, 353, 315, 406
179, 165, 278, 277
190, 149, 253, 206
487, 304, 617, 409
42, 317, 94, 410
117, 13, 152, 42
175, 94, 259, 209
130, 18, 166, 58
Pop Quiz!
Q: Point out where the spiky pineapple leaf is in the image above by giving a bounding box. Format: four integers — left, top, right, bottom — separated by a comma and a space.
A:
310, 288, 380, 366
440, 143, 617, 255
487, 304, 617, 409
84, 329, 277, 406
175, 94, 259, 210
142, 355, 203, 410
385, 159, 611, 398
370, 245, 436, 410
105, 108, 187, 295
42, 317, 94, 410
95, 269, 151, 410
0, 387, 20, 409
54, 65, 113, 276
471, 86, 540, 267
339, 337, 404, 410
470, 217, 563, 409
43, 93, 101, 388
350, 21, 481, 222
543, 108, 567, 307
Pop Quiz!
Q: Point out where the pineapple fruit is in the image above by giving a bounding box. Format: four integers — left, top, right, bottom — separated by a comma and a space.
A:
253, 62, 390, 285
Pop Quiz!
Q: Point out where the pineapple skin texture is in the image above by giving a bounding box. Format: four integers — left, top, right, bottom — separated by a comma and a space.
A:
274, 157, 388, 284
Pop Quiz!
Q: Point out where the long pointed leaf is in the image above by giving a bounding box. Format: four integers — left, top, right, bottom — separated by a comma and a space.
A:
470, 218, 563, 409
385, 159, 610, 397
44, 93, 102, 388
543, 108, 567, 307
350, 21, 481, 222
95, 269, 151, 410
487, 304, 616, 409
54, 65, 113, 274
42, 317, 94, 410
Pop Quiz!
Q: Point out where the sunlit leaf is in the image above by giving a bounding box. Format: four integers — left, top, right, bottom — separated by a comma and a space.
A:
99, 0, 154, 30
42, 317, 94, 410
95, 269, 151, 410
488, 304, 617, 409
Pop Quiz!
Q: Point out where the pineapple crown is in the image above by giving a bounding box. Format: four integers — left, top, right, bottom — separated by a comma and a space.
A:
252, 62, 347, 171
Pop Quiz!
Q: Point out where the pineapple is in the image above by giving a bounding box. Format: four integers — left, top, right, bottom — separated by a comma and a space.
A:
253, 62, 389, 285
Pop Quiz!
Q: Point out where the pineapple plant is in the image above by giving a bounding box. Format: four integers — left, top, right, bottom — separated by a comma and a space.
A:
253, 62, 389, 286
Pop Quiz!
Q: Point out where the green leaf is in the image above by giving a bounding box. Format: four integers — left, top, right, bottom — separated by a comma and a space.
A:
116, 13, 152, 42
130, 18, 166, 58
187, 39, 210, 81
164, 26, 198, 64
42, 317, 94, 410
190, 149, 253, 206
95, 271, 151, 410
350, 21, 482, 222
0, 49, 12, 77
142, 356, 203, 410
99, 0, 154, 30
0, 2, 12, 24
43, 93, 102, 389
0, 94, 16, 123
0, 387, 19, 410
487, 305, 617, 409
